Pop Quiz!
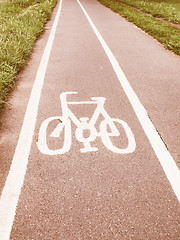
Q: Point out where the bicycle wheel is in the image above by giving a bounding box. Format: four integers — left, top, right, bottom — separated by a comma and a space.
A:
37, 116, 71, 155
100, 118, 136, 154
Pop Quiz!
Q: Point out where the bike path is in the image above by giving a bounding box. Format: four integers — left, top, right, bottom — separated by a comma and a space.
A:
0, 0, 180, 239
82, 0, 180, 167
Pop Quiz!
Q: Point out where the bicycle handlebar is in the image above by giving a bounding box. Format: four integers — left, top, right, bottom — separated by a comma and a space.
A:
60, 92, 106, 105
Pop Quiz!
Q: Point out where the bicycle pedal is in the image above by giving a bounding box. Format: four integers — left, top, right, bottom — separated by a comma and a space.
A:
80, 147, 98, 153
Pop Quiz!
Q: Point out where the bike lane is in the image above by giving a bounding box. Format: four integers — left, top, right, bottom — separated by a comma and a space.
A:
82, 0, 180, 167
1, 0, 180, 239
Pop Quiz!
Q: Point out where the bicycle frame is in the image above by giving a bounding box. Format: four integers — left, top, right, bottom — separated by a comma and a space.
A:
57, 92, 119, 136
37, 91, 136, 155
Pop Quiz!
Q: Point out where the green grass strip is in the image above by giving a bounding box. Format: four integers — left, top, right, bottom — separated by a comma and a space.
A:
98, 0, 180, 56
111, 0, 180, 24
0, 0, 57, 112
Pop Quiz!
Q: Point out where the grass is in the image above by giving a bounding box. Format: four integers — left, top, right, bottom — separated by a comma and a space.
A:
98, 0, 180, 56
110, 0, 180, 24
0, 0, 57, 113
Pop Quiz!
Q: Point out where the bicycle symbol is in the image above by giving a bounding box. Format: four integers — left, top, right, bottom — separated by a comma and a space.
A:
37, 92, 136, 155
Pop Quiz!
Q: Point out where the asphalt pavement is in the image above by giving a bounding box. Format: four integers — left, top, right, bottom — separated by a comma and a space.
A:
0, 0, 180, 239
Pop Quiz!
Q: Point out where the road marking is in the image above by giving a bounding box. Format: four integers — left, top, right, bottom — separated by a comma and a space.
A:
37, 92, 136, 154
77, 0, 180, 202
0, 0, 63, 238
0, 1, 179, 239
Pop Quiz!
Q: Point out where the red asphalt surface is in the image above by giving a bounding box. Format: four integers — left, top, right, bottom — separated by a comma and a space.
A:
0, 0, 180, 239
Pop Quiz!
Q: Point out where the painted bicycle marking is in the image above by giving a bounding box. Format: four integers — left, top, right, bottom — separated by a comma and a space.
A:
37, 92, 136, 155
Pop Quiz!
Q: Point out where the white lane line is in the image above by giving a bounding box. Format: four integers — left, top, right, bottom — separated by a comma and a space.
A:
77, 0, 180, 202
0, 0, 63, 238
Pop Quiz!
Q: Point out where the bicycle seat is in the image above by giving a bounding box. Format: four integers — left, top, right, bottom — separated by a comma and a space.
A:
91, 97, 106, 102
